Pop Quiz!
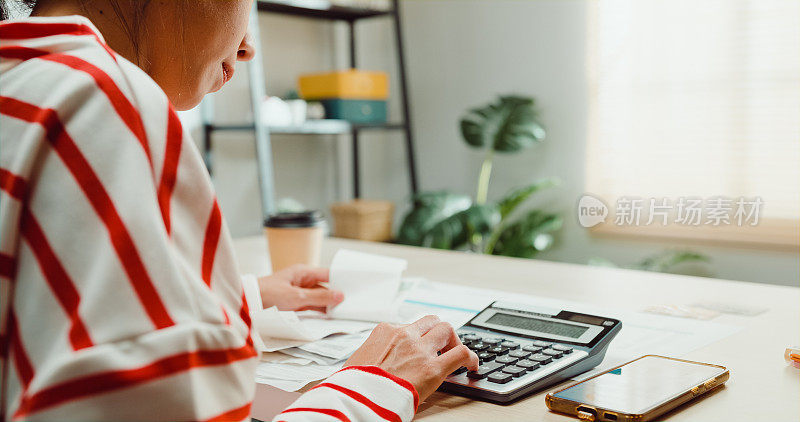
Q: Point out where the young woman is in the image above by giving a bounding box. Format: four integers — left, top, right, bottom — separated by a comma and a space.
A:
0, 0, 478, 420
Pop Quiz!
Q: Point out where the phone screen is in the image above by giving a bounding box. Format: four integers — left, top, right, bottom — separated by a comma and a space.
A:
552, 356, 725, 415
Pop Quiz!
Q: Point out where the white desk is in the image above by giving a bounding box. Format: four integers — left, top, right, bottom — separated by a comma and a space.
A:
233, 236, 799, 421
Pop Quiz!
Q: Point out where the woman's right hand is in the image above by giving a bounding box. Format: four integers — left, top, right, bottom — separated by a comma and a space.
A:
344, 315, 480, 405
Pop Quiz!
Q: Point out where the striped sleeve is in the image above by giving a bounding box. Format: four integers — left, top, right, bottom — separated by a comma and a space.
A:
274, 366, 419, 422
1, 17, 259, 421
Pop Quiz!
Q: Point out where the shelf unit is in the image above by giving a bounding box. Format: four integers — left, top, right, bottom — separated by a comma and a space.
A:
200, 0, 419, 221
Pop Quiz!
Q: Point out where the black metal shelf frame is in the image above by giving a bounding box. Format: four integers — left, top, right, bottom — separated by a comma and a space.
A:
199, 0, 419, 221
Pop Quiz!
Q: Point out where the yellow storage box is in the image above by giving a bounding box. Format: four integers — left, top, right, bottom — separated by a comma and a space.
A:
298, 69, 388, 100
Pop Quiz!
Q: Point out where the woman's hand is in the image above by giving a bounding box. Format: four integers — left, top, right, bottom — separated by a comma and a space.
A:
258, 265, 344, 312
345, 315, 479, 404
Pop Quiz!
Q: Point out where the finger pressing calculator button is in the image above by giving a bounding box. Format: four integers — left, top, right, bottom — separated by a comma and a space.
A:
543, 349, 564, 358
450, 366, 467, 376
495, 355, 519, 365
478, 352, 495, 362
508, 350, 531, 359
516, 359, 540, 371
482, 337, 502, 345
487, 372, 513, 384
532, 341, 552, 348
529, 353, 553, 364
553, 345, 573, 354
522, 345, 543, 353
467, 362, 503, 379
500, 341, 520, 349
502, 366, 526, 377
463, 334, 481, 342
469, 342, 489, 352
488, 346, 507, 355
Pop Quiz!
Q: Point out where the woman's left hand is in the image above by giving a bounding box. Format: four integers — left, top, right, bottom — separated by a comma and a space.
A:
258, 265, 344, 312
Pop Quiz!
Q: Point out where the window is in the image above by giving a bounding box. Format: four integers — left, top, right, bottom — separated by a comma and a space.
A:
586, 0, 799, 248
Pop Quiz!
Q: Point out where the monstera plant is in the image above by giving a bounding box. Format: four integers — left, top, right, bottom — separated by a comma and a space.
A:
396, 95, 563, 258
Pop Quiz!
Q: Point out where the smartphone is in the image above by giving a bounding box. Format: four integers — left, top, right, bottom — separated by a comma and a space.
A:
545, 355, 729, 422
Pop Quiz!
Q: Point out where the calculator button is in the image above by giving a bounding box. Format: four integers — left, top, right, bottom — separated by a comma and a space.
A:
553, 345, 573, 354
495, 355, 519, 366
522, 345, 543, 353
462, 334, 481, 342
478, 352, 495, 362
482, 338, 503, 345
467, 362, 503, 379
508, 350, 531, 359
487, 372, 513, 384
499, 341, 520, 349
543, 349, 564, 358
488, 346, 507, 355
532, 341, 552, 348
516, 359, 540, 371
502, 366, 527, 377
450, 366, 467, 375
529, 353, 553, 364
469, 342, 489, 352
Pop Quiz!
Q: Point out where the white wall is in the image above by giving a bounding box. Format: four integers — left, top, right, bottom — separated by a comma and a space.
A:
205, 0, 798, 286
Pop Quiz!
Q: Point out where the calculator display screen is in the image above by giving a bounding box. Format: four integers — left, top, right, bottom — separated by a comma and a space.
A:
485, 313, 590, 338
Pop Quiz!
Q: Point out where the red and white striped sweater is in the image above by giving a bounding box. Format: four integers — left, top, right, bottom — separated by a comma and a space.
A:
0, 16, 416, 421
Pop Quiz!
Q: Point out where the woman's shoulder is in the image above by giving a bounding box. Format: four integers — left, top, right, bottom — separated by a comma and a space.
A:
0, 15, 171, 124
1, 15, 177, 166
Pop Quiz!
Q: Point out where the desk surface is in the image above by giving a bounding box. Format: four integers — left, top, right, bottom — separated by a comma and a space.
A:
233, 236, 799, 421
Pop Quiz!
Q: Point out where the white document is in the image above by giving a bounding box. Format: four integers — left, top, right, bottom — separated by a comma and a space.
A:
279, 347, 346, 366
298, 332, 371, 361
255, 307, 375, 342
259, 352, 313, 365
254, 378, 310, 392
328, 249, 409, 322
260, 338, 310, 353
255, 361, 342, 392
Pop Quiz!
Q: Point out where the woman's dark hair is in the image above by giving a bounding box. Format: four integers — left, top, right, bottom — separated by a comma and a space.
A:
1, 0, 37, 20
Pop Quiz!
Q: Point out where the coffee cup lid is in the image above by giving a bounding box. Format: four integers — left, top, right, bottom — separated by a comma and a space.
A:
264, 211, 324, 228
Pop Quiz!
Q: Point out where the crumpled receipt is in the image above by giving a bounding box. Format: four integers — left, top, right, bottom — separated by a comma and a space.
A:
327, 249, 409, 323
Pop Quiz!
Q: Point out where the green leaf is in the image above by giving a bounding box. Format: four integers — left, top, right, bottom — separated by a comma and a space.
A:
497, 178, 560, 220
395, 191, 471, 246
587, 257, 619, 268
460, 95, 546, 153
633, 250, 711, 273
423, 204, 500, 250
491, 210, 563, 258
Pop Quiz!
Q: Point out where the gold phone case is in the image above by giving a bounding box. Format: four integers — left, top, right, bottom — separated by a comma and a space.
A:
545, 355, 729, 422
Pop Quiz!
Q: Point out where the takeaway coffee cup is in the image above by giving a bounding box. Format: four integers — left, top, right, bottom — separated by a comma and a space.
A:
264, 211, 325, 272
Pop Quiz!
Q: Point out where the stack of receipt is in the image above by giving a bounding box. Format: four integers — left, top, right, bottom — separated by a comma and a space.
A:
254, 249, 420, 391
255, 331, 372, 391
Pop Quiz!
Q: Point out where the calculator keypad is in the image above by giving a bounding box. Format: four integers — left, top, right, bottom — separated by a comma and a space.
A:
542, 349, 564, 358
487, 372, 513, 384
467, 361, 504, 379
451, 331, 583, 388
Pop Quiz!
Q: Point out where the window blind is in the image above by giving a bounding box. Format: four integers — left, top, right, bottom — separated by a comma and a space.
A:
586, 0, 800, 233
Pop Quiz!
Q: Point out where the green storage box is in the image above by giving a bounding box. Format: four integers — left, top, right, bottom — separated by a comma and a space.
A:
320, 99, 387, 124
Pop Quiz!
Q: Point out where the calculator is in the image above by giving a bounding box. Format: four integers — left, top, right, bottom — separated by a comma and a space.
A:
440, 301, 622, 403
